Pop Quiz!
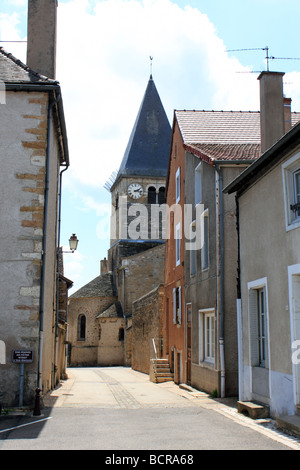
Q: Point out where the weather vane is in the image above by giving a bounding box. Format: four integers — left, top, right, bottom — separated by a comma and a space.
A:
150, 56, 153, 76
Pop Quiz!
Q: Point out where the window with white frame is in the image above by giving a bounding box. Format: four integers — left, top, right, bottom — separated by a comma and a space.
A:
201, 209, 209, 270
173, 286, 182, 325
195, 162, 203, 206
175, 222, 181, 266
190, 221, 197, 275
176, 167, 180, 203
199, 309, 215, 364
248, 280, 269, 368
282, 153, 300, 229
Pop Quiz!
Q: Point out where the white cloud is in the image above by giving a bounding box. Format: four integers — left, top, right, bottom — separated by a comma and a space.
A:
56, 0, 262, 189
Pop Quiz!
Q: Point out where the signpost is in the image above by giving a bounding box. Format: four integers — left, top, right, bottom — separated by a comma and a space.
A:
12, 350, 33, 407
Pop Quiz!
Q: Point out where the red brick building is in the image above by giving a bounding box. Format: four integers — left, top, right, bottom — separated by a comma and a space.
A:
163, 118, 186, 384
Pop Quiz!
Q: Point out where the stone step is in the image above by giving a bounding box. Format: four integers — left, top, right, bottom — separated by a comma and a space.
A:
155, 376, 173, 383
237, 401, 269, 419
276, 414, 300, 439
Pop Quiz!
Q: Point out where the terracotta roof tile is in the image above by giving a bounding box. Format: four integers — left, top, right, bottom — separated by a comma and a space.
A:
176, 109, 300, 162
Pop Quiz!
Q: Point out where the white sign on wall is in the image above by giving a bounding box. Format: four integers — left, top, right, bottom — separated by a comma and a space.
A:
0, 80, 6, 105
0, 341, 6, 364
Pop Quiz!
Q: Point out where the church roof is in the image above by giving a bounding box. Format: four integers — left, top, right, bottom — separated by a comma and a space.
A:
112, 75, 171, 187
96, 301, 123, 319
70, 271, 116, 299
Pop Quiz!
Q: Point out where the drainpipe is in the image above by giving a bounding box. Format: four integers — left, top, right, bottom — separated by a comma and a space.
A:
37, 92, 63, 393
215, 164, 225, 398
54, 162, 69, 386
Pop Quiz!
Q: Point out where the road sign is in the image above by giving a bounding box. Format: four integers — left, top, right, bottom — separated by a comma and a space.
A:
12, 350, 33, 364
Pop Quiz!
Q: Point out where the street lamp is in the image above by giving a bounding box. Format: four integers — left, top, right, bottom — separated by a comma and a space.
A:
68, 233, 79, 253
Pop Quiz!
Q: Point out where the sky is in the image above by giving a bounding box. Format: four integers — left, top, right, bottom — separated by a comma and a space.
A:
1, 0, 300, 293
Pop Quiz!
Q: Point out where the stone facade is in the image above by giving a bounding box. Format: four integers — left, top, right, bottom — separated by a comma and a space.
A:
0, 85, 69, 406
132, 285, 164, 374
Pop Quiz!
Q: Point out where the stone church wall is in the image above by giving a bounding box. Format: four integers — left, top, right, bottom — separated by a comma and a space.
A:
131, 284, 164, 374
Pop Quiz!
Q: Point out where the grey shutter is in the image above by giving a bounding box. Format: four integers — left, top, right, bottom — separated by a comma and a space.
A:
249, 289, 259, 367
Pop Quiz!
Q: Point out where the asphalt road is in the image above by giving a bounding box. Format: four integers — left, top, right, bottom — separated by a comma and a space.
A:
0, 367, 300, 452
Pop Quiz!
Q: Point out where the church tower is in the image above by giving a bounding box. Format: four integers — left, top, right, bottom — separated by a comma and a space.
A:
109, 75, 171, 250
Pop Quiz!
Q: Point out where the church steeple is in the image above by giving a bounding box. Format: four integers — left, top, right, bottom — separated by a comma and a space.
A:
112, 75, 171, 188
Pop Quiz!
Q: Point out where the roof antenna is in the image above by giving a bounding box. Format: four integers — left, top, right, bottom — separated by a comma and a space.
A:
150, 56, 153, 78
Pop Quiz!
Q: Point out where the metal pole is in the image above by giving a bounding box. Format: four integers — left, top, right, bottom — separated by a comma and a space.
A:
19, 363, 24, 407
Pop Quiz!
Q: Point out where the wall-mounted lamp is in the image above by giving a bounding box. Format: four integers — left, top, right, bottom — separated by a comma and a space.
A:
62, 233, 79, 253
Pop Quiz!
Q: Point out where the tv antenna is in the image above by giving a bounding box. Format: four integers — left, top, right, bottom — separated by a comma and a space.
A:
226, 46, 300, 72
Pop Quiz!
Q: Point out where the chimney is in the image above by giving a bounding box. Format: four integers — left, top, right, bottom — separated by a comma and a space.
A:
100, 258, 108, 275
284, 97, 292, 133
27, 0, 57, 79
258, 71, 285, 153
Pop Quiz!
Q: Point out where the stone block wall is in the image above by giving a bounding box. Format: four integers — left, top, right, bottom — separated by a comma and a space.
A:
131, 284, 164, 375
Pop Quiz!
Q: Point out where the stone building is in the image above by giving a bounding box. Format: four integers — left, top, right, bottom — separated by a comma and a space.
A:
0, 0, 71, 407
68, 75, 171, 370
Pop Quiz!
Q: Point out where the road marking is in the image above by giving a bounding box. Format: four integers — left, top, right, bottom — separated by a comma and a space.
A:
0, 417, 52, 434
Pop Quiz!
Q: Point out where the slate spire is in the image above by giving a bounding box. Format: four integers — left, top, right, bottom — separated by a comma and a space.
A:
115, 75, 171, 183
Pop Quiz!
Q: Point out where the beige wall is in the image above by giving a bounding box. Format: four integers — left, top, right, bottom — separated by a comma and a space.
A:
238, 147, 300, 415
98, 317, 125, 366
68, 296, 117, 366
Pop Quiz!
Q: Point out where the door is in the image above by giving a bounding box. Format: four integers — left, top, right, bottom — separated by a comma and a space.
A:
292, 274, 300, 406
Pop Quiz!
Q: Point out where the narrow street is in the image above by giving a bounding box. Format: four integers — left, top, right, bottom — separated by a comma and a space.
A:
1, 367, 300, 451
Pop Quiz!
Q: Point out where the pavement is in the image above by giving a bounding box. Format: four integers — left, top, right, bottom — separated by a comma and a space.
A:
1, 366, 300, 450
42, 367, 300, 449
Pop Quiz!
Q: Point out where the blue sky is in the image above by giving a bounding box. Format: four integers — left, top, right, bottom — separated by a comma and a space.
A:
1, 0, 300, 293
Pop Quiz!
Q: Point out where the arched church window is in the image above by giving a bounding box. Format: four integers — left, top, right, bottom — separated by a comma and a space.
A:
148, 186, 157, 204
78, 314, 86, 341
158, 187, 166, 204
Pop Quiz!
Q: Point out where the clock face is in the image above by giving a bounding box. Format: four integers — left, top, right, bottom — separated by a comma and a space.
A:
128, 183, 143, 200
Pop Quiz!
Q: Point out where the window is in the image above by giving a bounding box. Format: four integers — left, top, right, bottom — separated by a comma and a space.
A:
172, 286, 182, 325
204, 312, 215, 363
148, 186, 157, 204
201, 209, 209, 270
282, 153, 300, 229
199, 309, 215, 364
119, 328, 124, 341
158, 187, 166, 204
257, 288, 266, 367
190, 221, 197, 275
195, 162, 203, 206
78, 314, 86, 341
248, 279, 269, 368
176, 167, 180, 203
175, 223, 181, 266
293, 170, 300, 218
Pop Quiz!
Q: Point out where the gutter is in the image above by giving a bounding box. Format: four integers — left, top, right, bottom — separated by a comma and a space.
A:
214, 163, 225, 398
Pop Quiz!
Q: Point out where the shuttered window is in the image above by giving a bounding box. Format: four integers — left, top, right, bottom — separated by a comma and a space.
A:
249, 286, 268, 368
172, 286, 182, 325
